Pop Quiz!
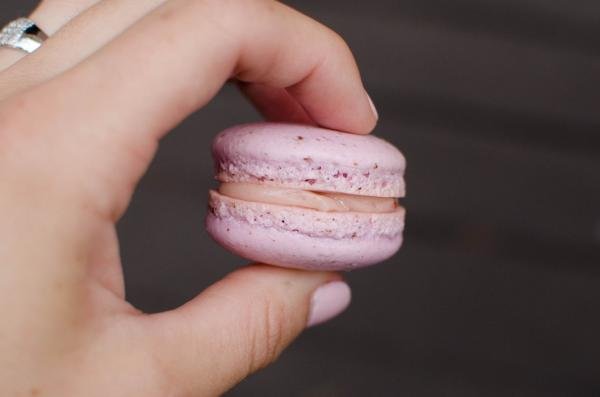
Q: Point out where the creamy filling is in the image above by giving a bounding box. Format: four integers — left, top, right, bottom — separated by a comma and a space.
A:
218, 182, 398, 213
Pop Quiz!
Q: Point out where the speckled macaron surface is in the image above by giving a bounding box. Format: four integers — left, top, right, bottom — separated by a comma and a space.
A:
206, 123, 406, 271
212, 122, 406, 197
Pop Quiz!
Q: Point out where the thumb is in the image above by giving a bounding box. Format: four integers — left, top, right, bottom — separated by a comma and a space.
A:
147, 265, 351, 396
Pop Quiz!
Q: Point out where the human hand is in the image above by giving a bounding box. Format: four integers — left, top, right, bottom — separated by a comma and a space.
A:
0, 1, 378, 396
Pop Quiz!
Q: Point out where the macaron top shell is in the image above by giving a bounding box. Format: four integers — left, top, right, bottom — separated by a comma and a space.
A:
213, 123, 406, 198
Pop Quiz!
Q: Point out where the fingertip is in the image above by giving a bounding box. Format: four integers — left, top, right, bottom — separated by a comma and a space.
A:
366, 91, 379, 123
287, 72, 378, 135
240, 265, 351, 328
307, 280, 352, 327
345, 89, 379, 134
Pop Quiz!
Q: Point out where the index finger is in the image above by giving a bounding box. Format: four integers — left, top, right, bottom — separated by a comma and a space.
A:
5, 0, 378, 216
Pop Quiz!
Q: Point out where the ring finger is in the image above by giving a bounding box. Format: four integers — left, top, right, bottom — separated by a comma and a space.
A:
0, 0, 100, 70
0, 0, 165, 100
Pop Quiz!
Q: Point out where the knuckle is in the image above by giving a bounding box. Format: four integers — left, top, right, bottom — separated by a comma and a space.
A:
0, 96, 45, 170
0, 94, 93, 211
210, 0, 274, 24
328, 28, 353, 56
245, 294, 288, 373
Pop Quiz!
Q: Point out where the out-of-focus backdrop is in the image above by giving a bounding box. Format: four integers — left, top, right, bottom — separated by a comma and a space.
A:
3, 1, 600, 395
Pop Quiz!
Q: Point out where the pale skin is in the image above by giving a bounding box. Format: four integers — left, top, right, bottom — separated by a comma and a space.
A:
0, 0, 378, 396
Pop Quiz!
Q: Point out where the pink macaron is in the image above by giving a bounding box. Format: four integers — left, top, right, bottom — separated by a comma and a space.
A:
206, 122, 406, 271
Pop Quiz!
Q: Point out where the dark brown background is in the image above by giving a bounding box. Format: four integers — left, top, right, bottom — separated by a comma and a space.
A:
3, 1, 600, 396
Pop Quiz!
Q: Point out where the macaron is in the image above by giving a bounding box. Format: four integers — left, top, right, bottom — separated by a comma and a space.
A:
206, 122, 406, 271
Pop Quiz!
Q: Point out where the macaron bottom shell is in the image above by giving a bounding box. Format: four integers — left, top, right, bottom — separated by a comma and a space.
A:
206, 213, 403, 270
206, 191, 404, 271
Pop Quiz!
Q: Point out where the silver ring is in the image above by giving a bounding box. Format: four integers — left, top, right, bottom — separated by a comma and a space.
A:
0, 18, 48, 54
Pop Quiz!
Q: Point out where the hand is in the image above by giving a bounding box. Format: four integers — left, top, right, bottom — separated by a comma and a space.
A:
0, 1, 378, 395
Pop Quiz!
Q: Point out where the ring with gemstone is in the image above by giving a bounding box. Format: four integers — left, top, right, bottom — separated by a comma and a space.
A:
0, 18, 48, 54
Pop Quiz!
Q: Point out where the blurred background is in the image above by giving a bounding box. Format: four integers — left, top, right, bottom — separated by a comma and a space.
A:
3, 0, 600, 395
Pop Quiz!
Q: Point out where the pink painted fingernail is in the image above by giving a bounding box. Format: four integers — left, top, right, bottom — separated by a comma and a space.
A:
307, 281, 352, 327
366, 92, 379, 121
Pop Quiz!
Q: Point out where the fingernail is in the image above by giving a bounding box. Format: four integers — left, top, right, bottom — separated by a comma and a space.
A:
366, 92, 379, 121
307, 281, 352, 327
